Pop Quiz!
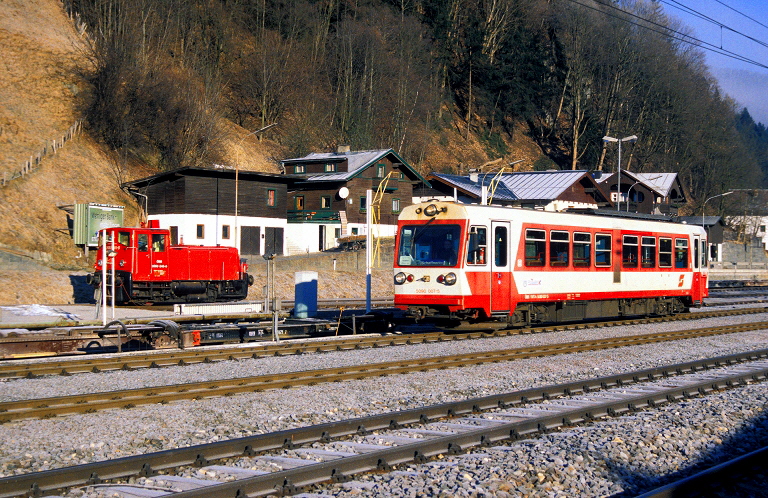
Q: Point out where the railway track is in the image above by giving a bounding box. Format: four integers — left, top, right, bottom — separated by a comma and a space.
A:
1, 320, 767, 422
1, 350, 766, 498
1, 306, 766, 380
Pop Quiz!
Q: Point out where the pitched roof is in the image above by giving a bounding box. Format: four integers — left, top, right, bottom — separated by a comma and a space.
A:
281, 148, 428, 184
593, 170, 681, 198
430, 170, 595, 202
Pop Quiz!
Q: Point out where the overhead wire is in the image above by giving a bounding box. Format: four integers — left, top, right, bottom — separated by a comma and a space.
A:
564, 0, 768, 69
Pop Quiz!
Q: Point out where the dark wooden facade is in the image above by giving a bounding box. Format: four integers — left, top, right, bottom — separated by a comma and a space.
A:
283, 149, 426, 228
125, 168, 290, 219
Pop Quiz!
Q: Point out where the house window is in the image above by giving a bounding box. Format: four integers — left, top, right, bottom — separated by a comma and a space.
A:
294, 164, 305, 174
196, 225, 205, 239
359, 196, 367, 212
267, 189, 276, 206
376, 163, 385, 178
296, 196, 305, 210
352, 228, 359, 235
324, 163, 336, 172
760, 225, 766, 233
222, 225, 230, 239
321, 196, 331, 209
392, 198, 401, 213
334, 228, 341, 239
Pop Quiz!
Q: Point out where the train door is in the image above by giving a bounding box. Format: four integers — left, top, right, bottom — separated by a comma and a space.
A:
490, 221, 511, 314
135, 232, 152, 279
692, 235, 705, 303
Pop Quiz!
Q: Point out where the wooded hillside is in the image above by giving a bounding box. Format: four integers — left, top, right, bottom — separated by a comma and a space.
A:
2, 0, 768, 268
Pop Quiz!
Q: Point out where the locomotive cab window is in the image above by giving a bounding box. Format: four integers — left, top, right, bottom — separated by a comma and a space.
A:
595, 234, 611, 266
550, 231, 569, 266
467, 226, 487, 265
573, 232, 591, 267
641, 236, 656, 268
622, 235, 639, 268
138, 234, 149, 252
525, 229, 546, 267
659, 238, 673, 267
397, 224, 461, 267
118, 231, 131, 247
151, 234, 166, 252
675, 239, 689, 268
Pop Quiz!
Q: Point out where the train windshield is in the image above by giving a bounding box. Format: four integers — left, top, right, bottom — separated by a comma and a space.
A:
397, 224, 461, 266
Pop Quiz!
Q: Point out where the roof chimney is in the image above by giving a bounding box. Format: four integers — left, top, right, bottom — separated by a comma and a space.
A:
337, 145, 351, 155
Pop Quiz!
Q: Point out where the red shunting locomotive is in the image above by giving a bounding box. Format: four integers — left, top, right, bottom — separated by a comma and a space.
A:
88, 226, 253, 304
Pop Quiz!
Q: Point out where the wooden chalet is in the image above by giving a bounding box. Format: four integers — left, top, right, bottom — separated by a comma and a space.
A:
122, 166, 293, 260
280, 147, 429, 253
426, 170, 611, 211
592, 170, 687, 215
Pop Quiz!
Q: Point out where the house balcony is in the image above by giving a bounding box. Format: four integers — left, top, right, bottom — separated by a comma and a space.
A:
287, 209, 341, 223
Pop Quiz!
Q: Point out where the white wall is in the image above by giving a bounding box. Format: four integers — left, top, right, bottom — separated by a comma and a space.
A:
149, 214, 287, 254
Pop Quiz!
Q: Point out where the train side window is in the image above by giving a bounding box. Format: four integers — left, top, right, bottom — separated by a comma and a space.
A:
118, 231, 130, 246
495, 226, 508, 267
701, 240, 707, 267
659, 238, 673, 267
641, 236, 656, 268
622, 235, 639, 268
693, 240, 700, 269
467, 226, 487, 265
525, 229, 546, 267
138, 234, 149, 252
573, 232, 591, 267
152, 234, 166, 252
550, 231, 569, 267
595, 233, 611, 266
675, 239, 689, 268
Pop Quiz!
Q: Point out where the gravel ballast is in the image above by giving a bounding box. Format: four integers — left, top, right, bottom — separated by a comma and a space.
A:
0, 312, 767, 496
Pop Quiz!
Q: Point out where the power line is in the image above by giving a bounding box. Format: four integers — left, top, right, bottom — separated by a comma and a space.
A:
565, 0, 768, 70
661, 0, 768, 50
713, 0, 768, 31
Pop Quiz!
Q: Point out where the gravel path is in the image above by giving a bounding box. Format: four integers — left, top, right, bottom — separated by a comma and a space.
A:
0, 312, 767, 496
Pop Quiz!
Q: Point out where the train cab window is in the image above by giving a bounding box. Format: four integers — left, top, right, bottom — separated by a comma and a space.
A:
495, 226, 508, 267
659, 238, 673, 267
525, 229, 546, 267
467, 226, 487, 265
118, 231, 131, 247
151, 234, 166, 252
397, 224, 461, 266
675, 239, 689, 268
622, 235, 639, 268
641, 236, 656, 268
573, 232, 591, 267
595, 234, 611, 267
138, 234, 149, 252
550, 231, 569, 267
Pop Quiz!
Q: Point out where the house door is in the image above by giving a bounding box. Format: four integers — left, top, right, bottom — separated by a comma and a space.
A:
241, 226, 261, 258
490, 221, 511, 313
319, 225, 326, 251
265, 227, 284, 257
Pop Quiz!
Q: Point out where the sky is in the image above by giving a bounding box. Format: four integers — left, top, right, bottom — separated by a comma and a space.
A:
660, 0, 768, 126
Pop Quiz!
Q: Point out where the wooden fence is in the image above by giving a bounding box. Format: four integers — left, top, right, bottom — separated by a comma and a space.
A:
1, 120, 82, 188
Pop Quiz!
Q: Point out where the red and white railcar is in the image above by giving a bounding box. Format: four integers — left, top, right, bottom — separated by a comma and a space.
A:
393, 202, 708, 327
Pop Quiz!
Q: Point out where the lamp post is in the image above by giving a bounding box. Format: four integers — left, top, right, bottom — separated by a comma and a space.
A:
702, 191, 734, 227
234, 123, 277, 252
603, 135, 638, 211
626, 175, 662, 212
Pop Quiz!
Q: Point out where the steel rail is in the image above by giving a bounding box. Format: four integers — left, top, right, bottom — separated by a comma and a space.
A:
1, 349, 766, 498
1, 322, 766, 423
1, 306, 765, 380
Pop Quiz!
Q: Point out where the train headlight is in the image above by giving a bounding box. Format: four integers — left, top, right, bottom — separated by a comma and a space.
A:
442, 272, 457, 285
97, 259, 103, 266
119, 260, 126, 267
394, 272, 407, 285
424, 204, 439, 217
